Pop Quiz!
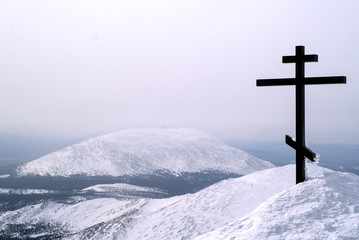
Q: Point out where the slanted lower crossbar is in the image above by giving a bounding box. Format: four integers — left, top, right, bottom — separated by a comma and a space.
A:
285, 135, 316, 161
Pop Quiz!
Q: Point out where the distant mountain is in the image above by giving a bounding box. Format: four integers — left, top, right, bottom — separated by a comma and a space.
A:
2, 164, 358, 239
16, 128, 274, 177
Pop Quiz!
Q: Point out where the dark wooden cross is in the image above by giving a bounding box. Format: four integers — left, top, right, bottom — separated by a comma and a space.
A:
256, 46, 346, 184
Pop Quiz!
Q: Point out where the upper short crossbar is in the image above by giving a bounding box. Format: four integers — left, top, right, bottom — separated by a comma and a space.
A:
282, 54, 318, 64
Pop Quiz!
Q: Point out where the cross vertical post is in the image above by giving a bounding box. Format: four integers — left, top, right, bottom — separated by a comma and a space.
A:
256, 46, 346, 184
286, 46, 316, 183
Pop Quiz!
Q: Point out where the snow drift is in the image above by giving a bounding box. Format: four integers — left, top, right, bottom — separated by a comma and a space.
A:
195, 166, 359, 240
16, 128, 273, 177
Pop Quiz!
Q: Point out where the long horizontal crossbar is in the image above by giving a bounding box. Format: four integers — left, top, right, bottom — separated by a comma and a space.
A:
285, 135, 316, 161
256, 76, 346, 87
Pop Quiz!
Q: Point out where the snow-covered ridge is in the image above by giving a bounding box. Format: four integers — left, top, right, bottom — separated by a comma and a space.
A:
0, 188, 57, 195
82, 183, 166, 196
1, 165, 298, 239
3, 164, 357, 239
82, 183, 158, 193
16, 128, 273, 177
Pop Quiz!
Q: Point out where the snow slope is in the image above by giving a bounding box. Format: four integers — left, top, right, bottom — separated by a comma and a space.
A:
125, 165, 297, 240
2, 165, 295, 239
4, 164, 357, 239
195, 167, 359, 240
16, 128, 273, 177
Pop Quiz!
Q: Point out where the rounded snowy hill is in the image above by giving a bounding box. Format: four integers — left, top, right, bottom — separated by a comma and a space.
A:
16, 128, 274, 177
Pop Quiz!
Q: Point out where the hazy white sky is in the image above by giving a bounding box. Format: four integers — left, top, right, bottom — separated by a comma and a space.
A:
0, 0, 358, 144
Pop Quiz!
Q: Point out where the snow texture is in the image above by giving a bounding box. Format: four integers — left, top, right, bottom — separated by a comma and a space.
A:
314, 153, 320, 164
195, 165, 359, 240
3, 164, 357, 239
16, 128, 274, 177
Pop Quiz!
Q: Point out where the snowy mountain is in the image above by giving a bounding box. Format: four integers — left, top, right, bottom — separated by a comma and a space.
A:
16, 128, 273, 177
2, 164, 357, 239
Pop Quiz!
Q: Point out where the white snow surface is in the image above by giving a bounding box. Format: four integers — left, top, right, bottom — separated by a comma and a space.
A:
82, 183, 165, 194
195, 166, 359, 240
16, 128, 273, 177
3, 164, 358, 239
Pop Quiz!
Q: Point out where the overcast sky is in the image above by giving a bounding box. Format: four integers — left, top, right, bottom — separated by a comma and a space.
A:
0, 0, 358, 144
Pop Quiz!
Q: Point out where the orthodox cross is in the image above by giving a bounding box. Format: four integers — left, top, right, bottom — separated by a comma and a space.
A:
256, 46, 346, 184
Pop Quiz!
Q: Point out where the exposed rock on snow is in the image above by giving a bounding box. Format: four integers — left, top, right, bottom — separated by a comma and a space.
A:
16, 128, 273, 177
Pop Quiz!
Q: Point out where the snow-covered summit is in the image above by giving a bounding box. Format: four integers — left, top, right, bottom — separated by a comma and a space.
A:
195, 166, 359, 240
16, 128, 273, 177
